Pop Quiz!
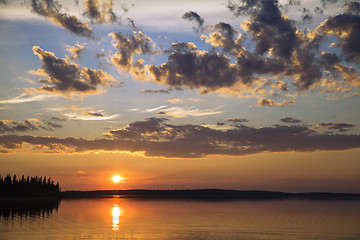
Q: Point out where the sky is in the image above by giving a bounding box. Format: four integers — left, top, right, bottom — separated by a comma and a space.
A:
0, 0, 360, 192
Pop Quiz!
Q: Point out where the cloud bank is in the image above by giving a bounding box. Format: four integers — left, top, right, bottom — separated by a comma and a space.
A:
1, 118, 359, 157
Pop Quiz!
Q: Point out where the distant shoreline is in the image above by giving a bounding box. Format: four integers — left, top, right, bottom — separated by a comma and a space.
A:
60, 189, 360, 200
1, 189, 360, 201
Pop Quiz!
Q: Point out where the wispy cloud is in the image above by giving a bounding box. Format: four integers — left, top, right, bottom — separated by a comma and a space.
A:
0, 93, 58, 104
143, 105, 167, 113
143, 105, 222, 117
64, 113, 119, 121
47, 106, 119, 121
157, 106, 223, 118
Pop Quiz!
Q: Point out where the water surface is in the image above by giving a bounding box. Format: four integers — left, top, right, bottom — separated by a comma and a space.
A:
1, 198, 359, 239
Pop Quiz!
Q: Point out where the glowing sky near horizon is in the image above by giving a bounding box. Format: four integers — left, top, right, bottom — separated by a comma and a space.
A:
0, 0, 359, 192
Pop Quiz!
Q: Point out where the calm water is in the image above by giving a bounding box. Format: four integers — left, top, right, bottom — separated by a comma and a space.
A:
1, 198, 360, 240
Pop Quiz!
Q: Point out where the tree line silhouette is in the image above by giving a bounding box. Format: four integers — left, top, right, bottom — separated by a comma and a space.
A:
0, 174, 61, 197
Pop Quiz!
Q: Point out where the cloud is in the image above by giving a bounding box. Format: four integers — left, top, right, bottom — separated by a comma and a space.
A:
1, 118, 360, 158
152, 106, 223, 118
47, 106, 119, 121
66, 43, 86, 61
143, 105, 167, 113
316, 122, 356, 132
64, 113, 119, 121
229, 0, 299, 58
141, 89, 172, 94
228, 118, 248, 123
147, 42, 239, 93
0, 92, 58, 104
317, 3, 360, 64
254, 97, 296, 107
95, 0, 359, 97
280, 117, 302, 123
0, 118, 62, 133
110, 31, 155, 76
201, 22, 241, 53
83, 0, 119, 24
30, 0, 94, 38
181, 11, 204, 32
32, 46, 116, 96
255, 98, 276, 106
139, 0, 321, 93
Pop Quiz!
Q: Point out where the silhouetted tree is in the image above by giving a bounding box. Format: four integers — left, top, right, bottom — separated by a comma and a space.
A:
0, 174, 61, 197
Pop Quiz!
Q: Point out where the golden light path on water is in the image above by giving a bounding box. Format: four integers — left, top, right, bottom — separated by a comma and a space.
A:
112, 204, 121, 231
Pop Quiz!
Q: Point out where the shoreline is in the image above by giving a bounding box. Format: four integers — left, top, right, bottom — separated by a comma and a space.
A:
3, 189, 360, 201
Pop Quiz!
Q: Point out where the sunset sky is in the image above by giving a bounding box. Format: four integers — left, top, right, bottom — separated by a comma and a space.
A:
0, 0, 359, 192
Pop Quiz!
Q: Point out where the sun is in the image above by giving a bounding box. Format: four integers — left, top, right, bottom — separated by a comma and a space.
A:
112, 175, 122, 183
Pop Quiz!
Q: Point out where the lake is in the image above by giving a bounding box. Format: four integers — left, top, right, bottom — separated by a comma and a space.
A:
1, 197, 360, 239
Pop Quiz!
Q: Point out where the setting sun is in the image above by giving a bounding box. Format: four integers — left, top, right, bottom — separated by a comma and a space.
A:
112, 175, 122, 183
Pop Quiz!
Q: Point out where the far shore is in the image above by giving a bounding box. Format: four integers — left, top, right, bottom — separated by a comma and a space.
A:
2, 189, 360, 201
0, 189, 360, 201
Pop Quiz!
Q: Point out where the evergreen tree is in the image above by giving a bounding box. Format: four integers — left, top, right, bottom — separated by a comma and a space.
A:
0, 174, 61, 197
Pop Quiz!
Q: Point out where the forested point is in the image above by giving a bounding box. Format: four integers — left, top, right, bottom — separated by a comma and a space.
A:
0, 174, 61, 197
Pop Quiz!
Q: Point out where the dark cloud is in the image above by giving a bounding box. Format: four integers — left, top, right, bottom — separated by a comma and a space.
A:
32, 46, 116, 96
110, 31, 154, 72
318, 3, 360, 64
0, 120, 38, 133
30, 0, 94, 38
83, 0, 119, 24
319, 52, 340, 69
83, 0, 102, 22
316, 122, 356, 132
141, 89, 172, 94
1, 118, 360, 158
0, 119, 61, 133
344, 2, 360, 15
239, 0, 299, 58
228, 117, 248, 123
182, 11, 205, 32
45, 121, 62, 129
224, 0, 327, 90
280, 117, 301, 123
103, 0, 358, 95
148, 42, 239, 92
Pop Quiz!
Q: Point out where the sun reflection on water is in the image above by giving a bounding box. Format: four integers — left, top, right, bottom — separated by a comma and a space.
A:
112, 204, 121, 231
